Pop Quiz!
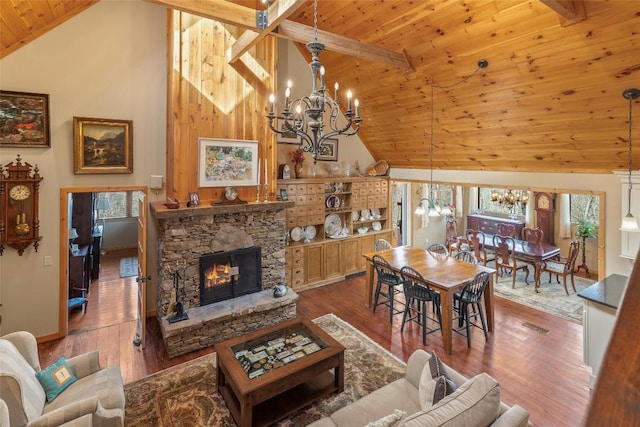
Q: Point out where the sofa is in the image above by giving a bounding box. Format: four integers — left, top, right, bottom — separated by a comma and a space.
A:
307, 349, 530, 427
0, 331, 125, 427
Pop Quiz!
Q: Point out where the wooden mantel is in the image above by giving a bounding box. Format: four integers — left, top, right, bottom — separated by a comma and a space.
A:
150, 200, 294, 220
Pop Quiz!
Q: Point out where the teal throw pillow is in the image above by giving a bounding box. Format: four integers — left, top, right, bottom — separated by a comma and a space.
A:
35, 356, 77, 402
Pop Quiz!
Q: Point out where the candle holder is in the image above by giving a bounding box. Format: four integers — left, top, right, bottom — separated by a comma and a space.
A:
255, 185, 260, 203
263, 183, 269, 202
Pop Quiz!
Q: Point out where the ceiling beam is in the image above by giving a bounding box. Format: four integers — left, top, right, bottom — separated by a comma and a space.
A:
144, 0, 257, 29
146, 0, 411, 70
277, 20, 412, 70
227, 0, 307, 64
540, 0, 586, 26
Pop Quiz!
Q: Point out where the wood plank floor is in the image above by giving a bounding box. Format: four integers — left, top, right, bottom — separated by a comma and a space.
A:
38, 251, 591, 427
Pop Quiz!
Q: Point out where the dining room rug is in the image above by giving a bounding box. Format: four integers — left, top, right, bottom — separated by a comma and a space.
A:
493, 268, 594, 323
124, 313, 406, 426
119, 257, 138, 278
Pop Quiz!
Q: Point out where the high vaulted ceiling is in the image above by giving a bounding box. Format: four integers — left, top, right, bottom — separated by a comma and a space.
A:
2, 0, 639, 174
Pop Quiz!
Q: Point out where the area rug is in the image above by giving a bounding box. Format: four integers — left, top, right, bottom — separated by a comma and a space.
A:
124, 314, 406, 426
119, 257, 138, 278
494, 268, 594, 324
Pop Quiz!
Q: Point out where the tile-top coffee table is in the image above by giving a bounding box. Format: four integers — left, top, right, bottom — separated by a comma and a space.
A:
214, 316, 345, 427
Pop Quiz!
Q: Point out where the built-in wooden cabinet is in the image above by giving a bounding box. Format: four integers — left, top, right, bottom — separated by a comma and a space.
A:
279, 177, 394, 290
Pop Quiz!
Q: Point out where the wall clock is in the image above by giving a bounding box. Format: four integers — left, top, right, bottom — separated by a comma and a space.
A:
0, 155, 43, 255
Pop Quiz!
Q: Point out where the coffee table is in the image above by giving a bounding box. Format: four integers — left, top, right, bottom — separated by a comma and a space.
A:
214, 316, 345, 427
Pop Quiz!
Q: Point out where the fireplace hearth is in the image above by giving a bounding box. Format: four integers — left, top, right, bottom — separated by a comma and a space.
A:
199, 246, 262, 305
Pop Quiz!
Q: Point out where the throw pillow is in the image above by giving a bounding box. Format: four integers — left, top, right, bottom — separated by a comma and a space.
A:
400, 372, 501, 427
418, 352, 457, 409
364, 409, 408, 427
35, 356, 77, 402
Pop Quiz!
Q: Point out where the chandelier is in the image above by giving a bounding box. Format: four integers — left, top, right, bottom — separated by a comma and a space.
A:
266, 0, 361, 163
490, 189, 529, 215
620, 88, 640, 232
414, 59, 488, 218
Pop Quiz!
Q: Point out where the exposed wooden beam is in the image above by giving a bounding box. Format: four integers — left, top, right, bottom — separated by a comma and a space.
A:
277, 20, 412, 70
144, 0, 256, 29
227, 0, 307, 64
540, 0, 586, 26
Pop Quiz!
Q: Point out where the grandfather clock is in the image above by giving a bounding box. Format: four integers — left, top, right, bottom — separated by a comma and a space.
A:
534, 192, 555, 245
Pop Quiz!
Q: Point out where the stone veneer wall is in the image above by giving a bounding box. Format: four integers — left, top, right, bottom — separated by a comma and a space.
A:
151, 201, 296, 357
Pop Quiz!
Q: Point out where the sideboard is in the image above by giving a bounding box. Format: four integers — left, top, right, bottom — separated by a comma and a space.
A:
466, 214, 525, 237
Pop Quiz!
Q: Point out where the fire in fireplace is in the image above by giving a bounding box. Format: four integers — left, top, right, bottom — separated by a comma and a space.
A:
199, 246, 262, 305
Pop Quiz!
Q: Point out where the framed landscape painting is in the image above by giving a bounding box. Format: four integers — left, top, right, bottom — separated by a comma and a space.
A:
198, 138, 258, 187
0, 90, 50, 148
73, 117, 133, 174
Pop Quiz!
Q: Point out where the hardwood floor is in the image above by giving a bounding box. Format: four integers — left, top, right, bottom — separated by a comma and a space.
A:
38, 254, 591, 427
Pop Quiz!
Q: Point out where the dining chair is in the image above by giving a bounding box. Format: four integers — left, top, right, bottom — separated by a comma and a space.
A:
427, 243, 449, 257
445, 218, 460, 253
372, 255, 404, 324
496, 223, 517, 238
374, 238, 393, 251
522, 227, 544, 243
400, 266, 442, 345
466, 230, 494, 266
453, 250, 478, 265
541, 240, 580, 295
493, 235, 530, 288
453, 271, 491, 348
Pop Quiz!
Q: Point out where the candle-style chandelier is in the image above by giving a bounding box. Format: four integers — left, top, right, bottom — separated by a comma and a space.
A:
490, 189, 529, 215
266, 0, 361, 163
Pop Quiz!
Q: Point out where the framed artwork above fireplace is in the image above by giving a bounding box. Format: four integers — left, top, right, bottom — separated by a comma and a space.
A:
198, 138, 259, 187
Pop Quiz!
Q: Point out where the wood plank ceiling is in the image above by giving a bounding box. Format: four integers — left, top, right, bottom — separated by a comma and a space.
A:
2, 0, 639, 174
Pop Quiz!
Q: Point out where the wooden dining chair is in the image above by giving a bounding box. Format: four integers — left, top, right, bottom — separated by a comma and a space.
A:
467, 230, 494, 267
541, 240, 580, 295
427, 242, 449, 257
445, 218, 460, 253
453, 271, 491, 348
522, 227, 544, 243
496, 223, 517, 238
400, 266, 442, 345
493, 235, 530, 288
371, 255, 404, 324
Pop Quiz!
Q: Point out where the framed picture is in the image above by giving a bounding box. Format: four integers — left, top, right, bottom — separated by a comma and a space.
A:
198, 138, 258, 187
73, 117, 133, 174
0, 90, 50, 148
277, 119, 300, 145
317, 138, 338, 161
279, 188, 288, 201
188, 192, 201, 207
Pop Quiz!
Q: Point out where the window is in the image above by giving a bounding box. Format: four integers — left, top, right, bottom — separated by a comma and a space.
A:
96, 191, 141, 219
570, 194, 599, 225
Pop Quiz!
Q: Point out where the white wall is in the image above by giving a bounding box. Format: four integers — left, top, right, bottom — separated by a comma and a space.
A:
392, 168, 636, 277
0, 0, 167, 336
103, 219, 138, 250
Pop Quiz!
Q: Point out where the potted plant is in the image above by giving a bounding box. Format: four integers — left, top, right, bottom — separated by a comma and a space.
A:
575, 219, 597, 275
289, 148, 305, 179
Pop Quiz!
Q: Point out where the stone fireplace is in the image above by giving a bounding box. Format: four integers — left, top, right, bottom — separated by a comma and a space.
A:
151, 200, 296, 357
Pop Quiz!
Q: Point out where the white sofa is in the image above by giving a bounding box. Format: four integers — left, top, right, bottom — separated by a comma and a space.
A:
307, 349, 530, 427
0, 331, 125, 427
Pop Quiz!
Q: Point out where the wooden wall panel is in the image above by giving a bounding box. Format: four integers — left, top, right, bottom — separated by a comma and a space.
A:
167, 10, 276, 203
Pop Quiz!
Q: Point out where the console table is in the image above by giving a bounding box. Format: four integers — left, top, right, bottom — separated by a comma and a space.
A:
466, 214, 525, 237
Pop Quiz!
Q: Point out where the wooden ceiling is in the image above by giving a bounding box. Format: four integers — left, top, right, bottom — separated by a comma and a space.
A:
2, 0, 639, 174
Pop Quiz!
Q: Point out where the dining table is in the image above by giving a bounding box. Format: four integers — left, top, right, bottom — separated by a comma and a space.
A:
363, 245, 496, 354
480, 233, 560, 292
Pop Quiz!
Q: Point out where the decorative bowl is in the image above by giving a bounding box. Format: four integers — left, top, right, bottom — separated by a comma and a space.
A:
357, 227, 369, 234
163, 199, 180, 209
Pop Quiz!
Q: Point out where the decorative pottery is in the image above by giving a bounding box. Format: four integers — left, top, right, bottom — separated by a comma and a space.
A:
294, 162, 303, 179
273, 283, 288, 298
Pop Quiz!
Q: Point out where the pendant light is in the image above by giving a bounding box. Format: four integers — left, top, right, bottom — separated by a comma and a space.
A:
620, 88, 640, 232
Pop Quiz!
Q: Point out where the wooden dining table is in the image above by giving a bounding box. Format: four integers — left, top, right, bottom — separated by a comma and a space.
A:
481, 233, 560, 292
363, 246, 496, 354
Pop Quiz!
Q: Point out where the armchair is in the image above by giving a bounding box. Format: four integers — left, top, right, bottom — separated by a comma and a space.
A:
0, 331, 124, 427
